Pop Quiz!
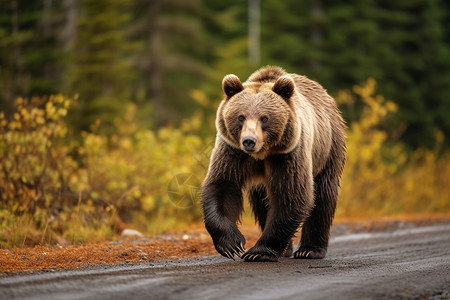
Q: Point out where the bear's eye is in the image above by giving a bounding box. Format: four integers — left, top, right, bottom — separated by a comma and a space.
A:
238, 115, 245, 122
260, 116, 269, 123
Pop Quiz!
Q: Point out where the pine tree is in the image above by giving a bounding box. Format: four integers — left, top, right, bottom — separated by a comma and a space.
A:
412, 0, 450, 147
66, 0, 134, 132
129, 0, 219, 127
373, 0, 450, 148
260, 0, 450, 148
0, 0, 65, 115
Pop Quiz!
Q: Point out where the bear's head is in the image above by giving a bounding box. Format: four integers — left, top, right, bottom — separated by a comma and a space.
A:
216, 73, 299, 160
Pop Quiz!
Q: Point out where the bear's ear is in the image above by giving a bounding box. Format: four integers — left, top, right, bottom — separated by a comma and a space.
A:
273, 76, 295, 101
222, 74, 244, 100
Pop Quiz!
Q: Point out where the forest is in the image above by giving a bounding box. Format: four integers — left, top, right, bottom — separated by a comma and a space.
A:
1, 0, 450, 248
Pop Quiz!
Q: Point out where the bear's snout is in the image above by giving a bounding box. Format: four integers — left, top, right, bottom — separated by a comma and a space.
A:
242, 136, 257, 151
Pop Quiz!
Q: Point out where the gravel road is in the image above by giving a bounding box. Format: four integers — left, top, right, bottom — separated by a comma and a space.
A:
1, 223, 449, 300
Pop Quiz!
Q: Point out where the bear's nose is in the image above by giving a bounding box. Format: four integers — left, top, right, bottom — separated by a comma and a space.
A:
242, 136, 256, 151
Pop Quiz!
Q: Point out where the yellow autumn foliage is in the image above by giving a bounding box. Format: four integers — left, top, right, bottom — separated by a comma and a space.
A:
1, 79, 449, 248
0, 96, 208, 248
337, 79, 450, 218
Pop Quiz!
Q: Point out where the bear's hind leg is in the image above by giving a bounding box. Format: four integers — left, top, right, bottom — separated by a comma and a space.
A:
248, 186, 296, 258
294, 167, 335, 259
283, 240, 293, 257
248, 185, 268, 232
294, 151, 344, 259
242, 154, 313, 262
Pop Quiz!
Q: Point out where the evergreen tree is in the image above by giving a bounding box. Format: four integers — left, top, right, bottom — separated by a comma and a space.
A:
129, 0, 219, 127
413, 0, 450, 147
373, 0, 450, 148
0, 0, 64, 115
260, 0, 450, 148
1, 0, 449, 147
201, 0, 252, 103
66, 0, 134, 132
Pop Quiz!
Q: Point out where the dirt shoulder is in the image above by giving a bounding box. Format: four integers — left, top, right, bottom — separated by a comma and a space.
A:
1, 214, 449, 275
0, 225, 260, 275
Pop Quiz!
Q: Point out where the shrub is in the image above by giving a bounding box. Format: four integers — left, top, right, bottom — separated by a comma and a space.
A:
76, 106, 207, 235
0, 96, 209, 247
0, 95, 84, 247
1, 80, 449, 249
337, 79, 450, 218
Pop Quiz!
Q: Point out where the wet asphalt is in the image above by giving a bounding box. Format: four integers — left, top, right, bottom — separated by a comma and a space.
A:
1, 224, 449, 300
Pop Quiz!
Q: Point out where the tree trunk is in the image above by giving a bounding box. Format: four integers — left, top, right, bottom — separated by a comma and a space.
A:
150, 0, 163, 126
310, 0, 323, 72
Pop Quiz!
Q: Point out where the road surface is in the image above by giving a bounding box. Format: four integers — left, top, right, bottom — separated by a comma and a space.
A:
1, 224, 449, 300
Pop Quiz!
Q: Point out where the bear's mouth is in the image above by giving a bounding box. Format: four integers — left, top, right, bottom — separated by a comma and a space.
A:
245, 148, 268, 160
241, 144, 265, 155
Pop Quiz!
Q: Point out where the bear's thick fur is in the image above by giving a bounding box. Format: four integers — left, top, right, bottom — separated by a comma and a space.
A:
201, 66, 346, 262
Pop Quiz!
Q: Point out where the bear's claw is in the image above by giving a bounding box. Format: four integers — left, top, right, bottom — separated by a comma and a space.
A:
223, 250, 234, 260
241, 245, 279, 262
214, 234, 246, 260
217, 244, 243, 260
242, 254, 259, 261
293, 247, 326, 259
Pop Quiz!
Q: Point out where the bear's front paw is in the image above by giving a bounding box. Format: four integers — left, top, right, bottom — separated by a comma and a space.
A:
213, 231, 246, 260
241, 245, 279, 262
293, 247, 327, 259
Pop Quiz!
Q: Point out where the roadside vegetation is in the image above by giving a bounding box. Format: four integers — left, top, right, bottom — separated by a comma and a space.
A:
1, 80, 449, 249
2, 1, 450, 250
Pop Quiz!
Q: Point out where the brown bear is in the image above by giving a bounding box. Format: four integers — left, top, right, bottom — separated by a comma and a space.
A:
201, 66, 346, 262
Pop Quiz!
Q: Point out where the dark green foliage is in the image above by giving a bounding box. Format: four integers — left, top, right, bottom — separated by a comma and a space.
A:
128, 0, 217, 127
66, 0, 134, 132
259, 0, 450, 148
0, 0, 65, 116
0, 0, 449, 148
